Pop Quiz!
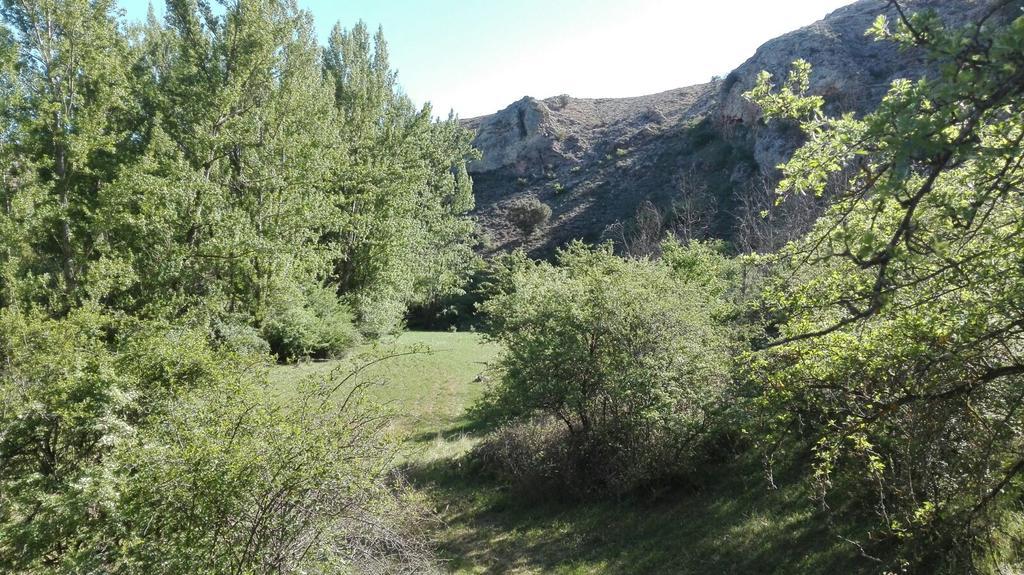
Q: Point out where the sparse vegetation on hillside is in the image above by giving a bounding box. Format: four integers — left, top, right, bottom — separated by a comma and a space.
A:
506, 197, 553, 238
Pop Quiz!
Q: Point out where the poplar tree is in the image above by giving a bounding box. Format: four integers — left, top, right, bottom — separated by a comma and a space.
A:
0, 0, 133, 310
324, 21, 477, 333
118, 0, 343, 323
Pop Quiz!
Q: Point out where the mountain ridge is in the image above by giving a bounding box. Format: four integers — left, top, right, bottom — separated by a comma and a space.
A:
464, 0, 994, 255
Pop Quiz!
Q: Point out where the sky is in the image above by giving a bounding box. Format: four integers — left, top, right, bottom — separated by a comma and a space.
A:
118, 0, 853, 119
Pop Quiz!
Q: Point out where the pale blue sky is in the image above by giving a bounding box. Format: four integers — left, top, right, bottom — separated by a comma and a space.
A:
118, 0, 852, 118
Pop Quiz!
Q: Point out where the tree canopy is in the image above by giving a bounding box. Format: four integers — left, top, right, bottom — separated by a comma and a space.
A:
0, 0, 479, 341
0, 0, 476, 571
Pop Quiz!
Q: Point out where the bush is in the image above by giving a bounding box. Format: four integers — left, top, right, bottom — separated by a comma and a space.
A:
214, 320, 273, 357
506, 197, 551, 238
471, 418, 571, 495
472, 415, 711, 498
113, 370, 437, 574
262, 284, 360, 362
0, 308, 437, 574
476, 242, 735, 495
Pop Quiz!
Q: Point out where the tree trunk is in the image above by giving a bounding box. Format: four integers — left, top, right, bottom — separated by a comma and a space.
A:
53, 126, 76, 296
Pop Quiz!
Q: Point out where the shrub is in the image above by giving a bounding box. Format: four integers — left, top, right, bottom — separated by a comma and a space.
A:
470, 418, 571, 495
214, 320, 273, 357
471, 415, 710, 498
0, 308, 438, 574
661, 238, 738, 298
476, 242, 734, 494
113, 370, 437, 574
506, 197, 551, 238
0, 307, 134, 572
262, 284, 360, 362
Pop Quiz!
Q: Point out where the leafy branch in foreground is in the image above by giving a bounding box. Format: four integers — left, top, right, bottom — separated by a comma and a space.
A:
747, 2, 1024, 569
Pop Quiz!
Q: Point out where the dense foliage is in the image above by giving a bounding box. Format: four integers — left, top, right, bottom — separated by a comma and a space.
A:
0, 0, 475, 572
3, 0, 1024, 572
747, 3, 1024, 569
476, 241, 736, 494
0, 0, 478, 344
0, 307, 436, 574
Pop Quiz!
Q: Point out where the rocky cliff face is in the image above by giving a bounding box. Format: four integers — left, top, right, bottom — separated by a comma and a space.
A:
719, 0, 990, 171
466, 86, 718, 253
465, 0, 1003, 256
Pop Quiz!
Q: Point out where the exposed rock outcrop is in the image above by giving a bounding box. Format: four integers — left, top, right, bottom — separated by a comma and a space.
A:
465, 0, 1013, 256
719, 0, 992, 170
466, 86, 718, 253
465, 97, 554, 175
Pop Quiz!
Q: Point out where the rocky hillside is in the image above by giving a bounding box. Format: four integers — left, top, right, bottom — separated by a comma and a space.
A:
465, 0, 998, 256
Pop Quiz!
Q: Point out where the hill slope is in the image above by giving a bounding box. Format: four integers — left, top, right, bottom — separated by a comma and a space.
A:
465, 0, 994, 255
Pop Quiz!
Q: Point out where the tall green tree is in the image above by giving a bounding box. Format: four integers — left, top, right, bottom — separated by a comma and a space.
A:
0, 25, 27, 308
0, 0, 134, 310
324, 21, 477, 333
114, 0, 342, 323
0, 0, 479, 342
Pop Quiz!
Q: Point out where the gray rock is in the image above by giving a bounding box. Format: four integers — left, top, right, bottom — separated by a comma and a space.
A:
719, 0, 991, 169
467, 97, 553, 175
464, 0, 1017, 256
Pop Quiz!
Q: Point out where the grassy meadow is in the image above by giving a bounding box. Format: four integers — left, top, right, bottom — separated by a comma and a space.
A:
270, 331, 499, 442
270, 332, 867, 575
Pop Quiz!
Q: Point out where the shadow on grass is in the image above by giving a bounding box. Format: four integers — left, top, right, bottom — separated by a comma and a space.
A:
404, 446, 877, 575
406, 417, 497, 445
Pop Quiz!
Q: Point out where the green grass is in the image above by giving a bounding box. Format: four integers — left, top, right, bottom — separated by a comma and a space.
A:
410, 452, 867, 575
270, 331, 499, 442
271, 331, 871, 574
